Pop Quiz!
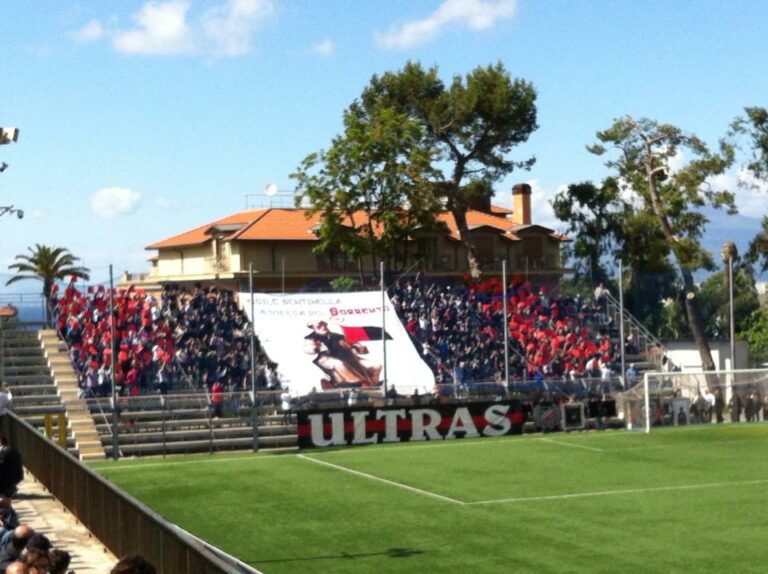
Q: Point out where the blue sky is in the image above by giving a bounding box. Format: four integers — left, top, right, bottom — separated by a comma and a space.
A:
1, 0, 767, 288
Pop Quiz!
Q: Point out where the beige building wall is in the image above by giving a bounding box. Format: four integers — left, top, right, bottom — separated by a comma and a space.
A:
144, 227, 565, 287
155, 245, 212, 276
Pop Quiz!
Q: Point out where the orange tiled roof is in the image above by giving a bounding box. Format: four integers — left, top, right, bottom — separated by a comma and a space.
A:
147, 206, 565, 250
146, 210, 270, 249
232, 209, 323, 240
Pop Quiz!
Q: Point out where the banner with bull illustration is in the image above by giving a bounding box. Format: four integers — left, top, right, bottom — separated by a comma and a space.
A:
240, 291, 435, 397
297, 400, 525, 448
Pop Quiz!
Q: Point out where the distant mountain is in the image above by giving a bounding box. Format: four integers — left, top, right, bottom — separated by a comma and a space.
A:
699, 208, 759, 255
697, 208, 765, 280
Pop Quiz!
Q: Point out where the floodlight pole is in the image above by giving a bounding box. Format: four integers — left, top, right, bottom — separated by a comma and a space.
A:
381, 261, 388, 399
502, 260, 510, 389
109, 265, 119, 460
249, 263, 256, 395
618, 260, 626, 390
728, 254, 736, 369
249, 263, 259, 452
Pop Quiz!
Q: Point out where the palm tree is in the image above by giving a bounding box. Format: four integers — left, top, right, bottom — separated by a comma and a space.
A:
6, 244, 90, 325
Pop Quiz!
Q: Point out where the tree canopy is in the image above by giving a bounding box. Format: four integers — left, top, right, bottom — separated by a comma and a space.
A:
589, 116, 736, 371
295, 61, 538, 278
293, 104, 443, 274
6, 244, 90, 324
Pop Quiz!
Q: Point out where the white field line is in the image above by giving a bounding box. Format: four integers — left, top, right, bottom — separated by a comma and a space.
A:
90, 454, 285, 472
538, 437, 604, 452
93, 430, 767, 472
297, 454, 464, 505
466, 478, 768, 506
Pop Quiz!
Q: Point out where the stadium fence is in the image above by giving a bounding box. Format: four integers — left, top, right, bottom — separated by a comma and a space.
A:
0, 411, 262, 574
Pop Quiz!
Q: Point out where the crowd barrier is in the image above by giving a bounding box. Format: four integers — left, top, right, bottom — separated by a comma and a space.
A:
0, 411, 261, 574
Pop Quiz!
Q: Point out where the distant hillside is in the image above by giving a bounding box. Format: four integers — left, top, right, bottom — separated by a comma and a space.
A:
697, 208, 765, 280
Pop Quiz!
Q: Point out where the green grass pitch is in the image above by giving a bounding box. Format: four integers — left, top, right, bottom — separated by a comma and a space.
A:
91, 424, 768, 574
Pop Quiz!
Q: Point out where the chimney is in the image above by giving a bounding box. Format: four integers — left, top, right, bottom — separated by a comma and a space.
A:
512, 183, 532, 226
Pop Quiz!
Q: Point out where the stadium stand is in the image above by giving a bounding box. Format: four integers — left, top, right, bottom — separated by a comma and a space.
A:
3, 274, 654, 458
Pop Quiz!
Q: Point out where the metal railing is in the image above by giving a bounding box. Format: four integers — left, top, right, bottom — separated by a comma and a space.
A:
604, 290, 669, 369
82, 390, 288, 457
0, 411, 261, 574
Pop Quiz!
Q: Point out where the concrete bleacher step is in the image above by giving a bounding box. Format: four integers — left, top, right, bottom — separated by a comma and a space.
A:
3, 357, 49, 368
2, 373, 55, 384
102, 433, 297, 456
38, 329, 106, 462
2, 365, 51, 376
6, 383, 58, 396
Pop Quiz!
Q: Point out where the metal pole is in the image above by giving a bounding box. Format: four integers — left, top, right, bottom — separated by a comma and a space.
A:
618, 261, 626, 390
729, 255, 736, 369
381, 261, 388, 399
249, 263, 256, 394
109, 265, 119, 460
249, 263, 259, 452
502, 260, 510, 389
1, 317, 5, 380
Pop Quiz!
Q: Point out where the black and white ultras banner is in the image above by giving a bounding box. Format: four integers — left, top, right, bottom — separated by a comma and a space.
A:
297, 401, 524, 448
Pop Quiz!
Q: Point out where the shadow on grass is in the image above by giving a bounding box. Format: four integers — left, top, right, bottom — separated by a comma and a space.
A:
254, 547, 426, 564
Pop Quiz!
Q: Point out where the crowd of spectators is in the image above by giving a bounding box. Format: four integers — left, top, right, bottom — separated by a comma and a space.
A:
51, 281, 276, 398
0, 516, 70, 573
0, 449, 157, 573
390, 274, 618, 390
50, 274, 621, 401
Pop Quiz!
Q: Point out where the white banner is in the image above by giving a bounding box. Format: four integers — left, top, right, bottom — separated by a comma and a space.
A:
240, 291, 435, 397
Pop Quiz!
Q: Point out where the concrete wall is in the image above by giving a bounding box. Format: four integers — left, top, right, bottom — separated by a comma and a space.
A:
664, 340, 750, 371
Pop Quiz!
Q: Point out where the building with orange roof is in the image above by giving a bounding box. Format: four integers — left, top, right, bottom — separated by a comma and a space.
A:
139, 183, 569, 291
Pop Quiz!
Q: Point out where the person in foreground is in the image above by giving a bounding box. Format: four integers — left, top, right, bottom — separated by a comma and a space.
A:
111, 554, 157, 574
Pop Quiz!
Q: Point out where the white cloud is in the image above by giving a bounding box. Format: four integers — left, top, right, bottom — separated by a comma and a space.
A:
309, 39, 334, 57
709, 169, 768, 216
201, 0, 274, 56
109, 0, 272, 56
72, 19, 105, 43
374, 0, 516, 50
25, 209, 45, 220
113, 0, 195, 55
91, 187, 141, 218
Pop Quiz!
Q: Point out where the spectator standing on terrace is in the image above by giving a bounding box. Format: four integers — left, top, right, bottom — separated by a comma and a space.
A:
625, 363, 639, 387
0, 384, 12, 419
714, 387, 725, 423
280, 387, 292, 424
347, 388, 359, 408
594, 282, 608, 321
210, 379, 224, 419
0, 437, 23, 498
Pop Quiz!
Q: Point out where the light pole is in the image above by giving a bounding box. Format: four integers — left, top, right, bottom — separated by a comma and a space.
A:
721, 241, 737, 369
